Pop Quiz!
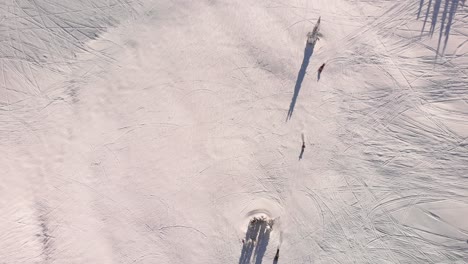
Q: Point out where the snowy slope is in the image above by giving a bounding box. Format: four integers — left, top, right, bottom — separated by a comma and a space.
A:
1, 0, 467, 263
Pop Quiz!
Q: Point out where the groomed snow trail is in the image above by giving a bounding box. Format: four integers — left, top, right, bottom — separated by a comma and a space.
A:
1, 0, 467, 263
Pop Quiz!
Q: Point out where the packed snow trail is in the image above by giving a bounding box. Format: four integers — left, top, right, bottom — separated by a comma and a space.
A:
1, 0, 467, 263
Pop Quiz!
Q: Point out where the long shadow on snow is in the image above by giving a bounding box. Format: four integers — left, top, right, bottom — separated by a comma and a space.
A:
287, 41, 315, 120
239, 218, 272, 264
418, 0, 465, 56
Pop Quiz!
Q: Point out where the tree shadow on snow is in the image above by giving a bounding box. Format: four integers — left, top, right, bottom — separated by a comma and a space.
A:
417, 0, 465, 56
239, 217, 274, 264
286, 42, 315, 121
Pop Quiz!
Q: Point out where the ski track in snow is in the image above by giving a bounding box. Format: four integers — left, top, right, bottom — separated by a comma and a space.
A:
1, 0, 467, 263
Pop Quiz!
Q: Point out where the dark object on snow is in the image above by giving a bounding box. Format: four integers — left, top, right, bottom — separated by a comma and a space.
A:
318, 63, 326, 73
317, 63, 326, 81
299, 143, 306, 160
274, 248, 280, 262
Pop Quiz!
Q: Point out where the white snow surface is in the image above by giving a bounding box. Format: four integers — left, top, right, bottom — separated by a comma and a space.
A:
1, 0, 468, 263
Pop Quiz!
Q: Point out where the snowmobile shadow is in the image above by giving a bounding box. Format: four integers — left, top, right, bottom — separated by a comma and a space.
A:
239, 217, 274, 264
417, 0, 465, 56
287, 42, 315, 120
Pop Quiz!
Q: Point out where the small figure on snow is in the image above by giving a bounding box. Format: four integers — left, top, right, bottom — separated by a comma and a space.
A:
318, 63, 326, 73
317, 63, 326, 81
299, 133, 306, 160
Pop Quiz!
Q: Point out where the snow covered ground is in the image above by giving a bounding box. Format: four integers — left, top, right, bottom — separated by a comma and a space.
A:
1, 0, 467, 263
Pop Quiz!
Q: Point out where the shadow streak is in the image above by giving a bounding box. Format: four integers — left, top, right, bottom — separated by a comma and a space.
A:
239, 217, 274, 264
287, 42, 315, 120
418, 0, 465, 56
273, 248, 279, 264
